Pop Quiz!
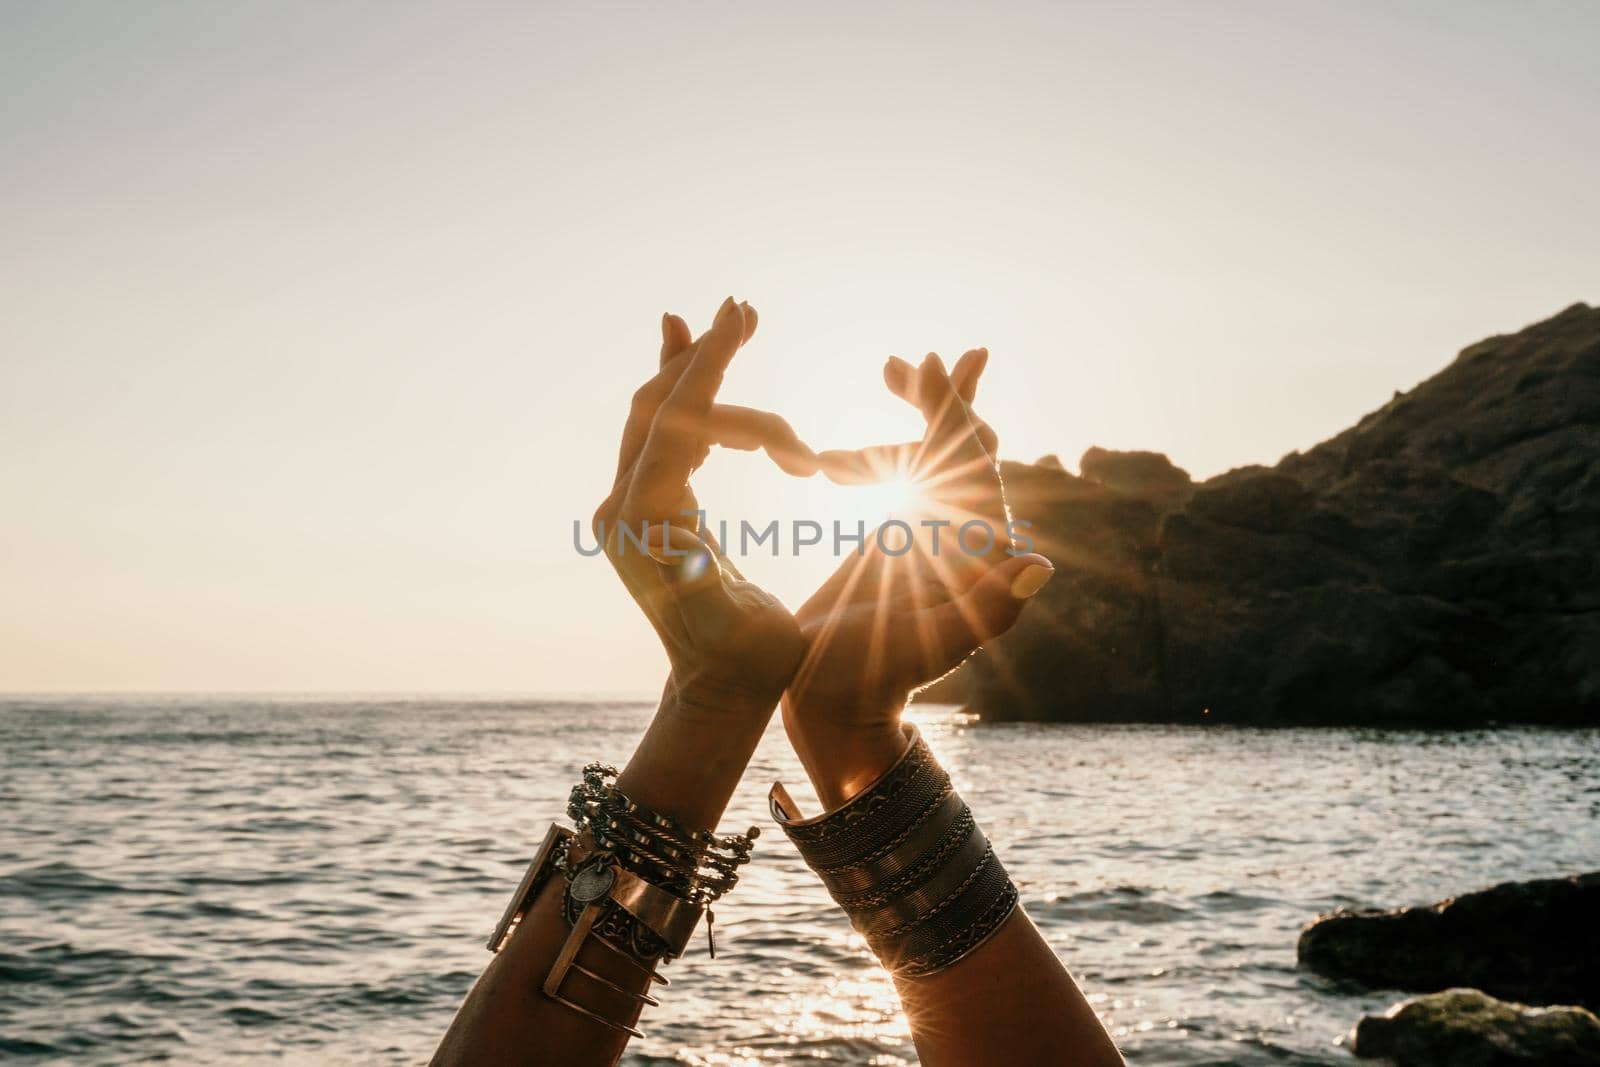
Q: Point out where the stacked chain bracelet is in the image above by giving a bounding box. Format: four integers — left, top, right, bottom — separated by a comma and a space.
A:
568, 761, 759, 910
485, 764, 758, 1038
769, 724, 1019, 977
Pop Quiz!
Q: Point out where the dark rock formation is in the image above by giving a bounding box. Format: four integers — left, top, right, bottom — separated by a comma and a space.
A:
1350, 989, 1600, 1067
1297, 872, 1600, 1009
957, 302, 1600, 724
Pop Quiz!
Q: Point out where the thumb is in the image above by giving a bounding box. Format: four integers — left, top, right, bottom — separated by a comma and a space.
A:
918, 553, 1054, 671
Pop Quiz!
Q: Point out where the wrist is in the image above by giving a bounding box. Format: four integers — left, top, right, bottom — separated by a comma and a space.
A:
615, 687, 778, 832
781, 693, 910, 810
768, 722, 1020, 979
671, 668, 791, 725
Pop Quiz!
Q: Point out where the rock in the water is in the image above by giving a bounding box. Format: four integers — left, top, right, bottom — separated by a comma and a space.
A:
1351, 989, 1600, 1067
954, 302, 1600, 724
1298, 872, 1600, 1009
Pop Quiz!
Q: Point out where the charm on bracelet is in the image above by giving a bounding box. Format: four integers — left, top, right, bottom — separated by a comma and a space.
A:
488, 763, 762, 1039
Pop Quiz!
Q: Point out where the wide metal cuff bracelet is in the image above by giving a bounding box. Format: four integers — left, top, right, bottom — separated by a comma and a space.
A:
769, 724, 1018, 977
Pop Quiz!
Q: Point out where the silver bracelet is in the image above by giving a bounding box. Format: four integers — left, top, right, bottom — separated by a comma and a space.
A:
769, 724, 1019, 976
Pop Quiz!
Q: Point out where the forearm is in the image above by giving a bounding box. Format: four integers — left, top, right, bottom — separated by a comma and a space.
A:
433, 688, 777, 1066
895, 909, 1122, 1066
777, 707, 1123, 1067
781, 702, 905, 810
617, 682, 776, 829
432, 872, 636, 1067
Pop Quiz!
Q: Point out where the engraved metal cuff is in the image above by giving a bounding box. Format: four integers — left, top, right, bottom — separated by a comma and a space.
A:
769, 724, 1019, 977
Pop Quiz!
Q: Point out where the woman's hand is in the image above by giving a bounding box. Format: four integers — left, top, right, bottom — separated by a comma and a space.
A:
592, 296, 809, 723
785, 350, 1055, 806
434, 298, 818, 1067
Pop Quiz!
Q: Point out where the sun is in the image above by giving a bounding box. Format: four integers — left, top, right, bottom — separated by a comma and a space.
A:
860, 474, 921, 520
789, 471, 926, 548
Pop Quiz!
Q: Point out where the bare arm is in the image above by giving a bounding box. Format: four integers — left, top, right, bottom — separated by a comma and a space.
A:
780, 717, 1122, 1067
433, 298, 806, 1065
432, 691, 777, 1066
785, 350, 1124, 1067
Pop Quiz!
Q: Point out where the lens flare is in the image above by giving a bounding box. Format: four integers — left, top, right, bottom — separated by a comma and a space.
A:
678, 547, 714, 583
866, 474, 920, 519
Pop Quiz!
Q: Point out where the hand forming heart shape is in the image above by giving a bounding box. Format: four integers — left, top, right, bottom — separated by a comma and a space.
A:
591, 297, 1056, 804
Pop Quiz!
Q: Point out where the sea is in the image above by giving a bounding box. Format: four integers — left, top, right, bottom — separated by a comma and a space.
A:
2, 696, 1597, 1065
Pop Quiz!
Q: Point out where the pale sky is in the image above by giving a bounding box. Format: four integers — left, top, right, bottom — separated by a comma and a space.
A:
3, 1, 1596, 693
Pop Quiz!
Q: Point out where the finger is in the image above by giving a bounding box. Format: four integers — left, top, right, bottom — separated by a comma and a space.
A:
706, 404, 820, 477
598, 519, 724, 649
624, 297, 748, 520
969, 411, 999, 461
816, 442, 918, 485
671, 296, 747, 415
883, 355, 917, 404
633, 484, 744, 577
676, 484, 730, 560
933, 352, 999, 459
884, 352, 998, 457
608, 316, 697, 489
949, 347, 988, 403
915, 353, 993, 481
667, 302, 756, 371
639, 302, 759, 476
643, 521, 724, 591
640, 517, 707, 561
659, 312, 693, 369
886, 348, 987, 410
909, 554, 1054, 676
911, 355, 1010, 561
917, 353, 960, 440
604, 296, 754, 528
966, 412, 999, 461
815, 354, 999, 486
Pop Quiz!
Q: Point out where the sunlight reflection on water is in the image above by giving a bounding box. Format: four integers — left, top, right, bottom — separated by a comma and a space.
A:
1, 697, 1596, 1065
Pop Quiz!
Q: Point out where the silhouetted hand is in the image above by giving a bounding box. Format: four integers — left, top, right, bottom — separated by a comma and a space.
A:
785, 350, 1055, 806
592, 297, 811, 720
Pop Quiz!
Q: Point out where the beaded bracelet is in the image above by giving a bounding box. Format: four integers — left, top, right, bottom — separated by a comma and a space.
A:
769, 724, 1019, 977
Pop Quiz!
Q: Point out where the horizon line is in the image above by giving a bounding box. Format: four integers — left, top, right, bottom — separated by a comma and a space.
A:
0, 689, 662, 701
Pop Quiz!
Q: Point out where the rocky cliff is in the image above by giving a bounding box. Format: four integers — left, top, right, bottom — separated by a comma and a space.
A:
956, 302, 1600, 724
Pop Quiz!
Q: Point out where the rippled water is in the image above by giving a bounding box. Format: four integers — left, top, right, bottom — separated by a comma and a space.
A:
2, 697, 1597, 1065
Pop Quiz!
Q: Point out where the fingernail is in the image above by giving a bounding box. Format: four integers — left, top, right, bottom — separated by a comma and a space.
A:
717, 296, 738, 321
1010, 564, 1055, 599
661, 312, 672, 341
